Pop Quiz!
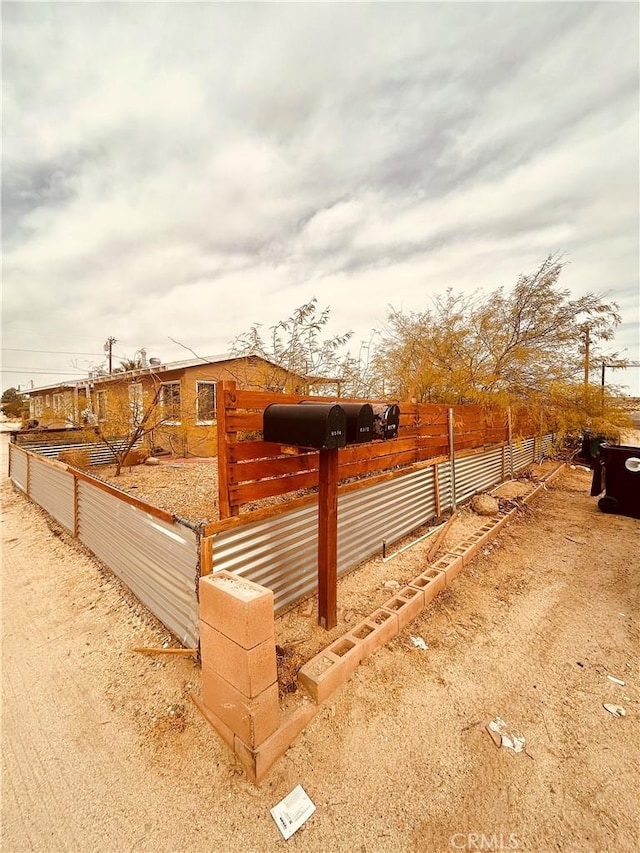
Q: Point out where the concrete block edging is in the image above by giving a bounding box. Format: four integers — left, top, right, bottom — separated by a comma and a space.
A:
195, 464, 565, 783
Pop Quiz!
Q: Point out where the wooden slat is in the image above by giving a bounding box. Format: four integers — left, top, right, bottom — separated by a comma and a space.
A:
227, 411, 264, 432
230, 452, 320, 484
338, 448, 418, 480
229, 441, 308, 462
200, 454, 448, 537
229, 389, 345, 408
339, 436, 417, 464
229, 470, 319, 504
230, 435, 443, 486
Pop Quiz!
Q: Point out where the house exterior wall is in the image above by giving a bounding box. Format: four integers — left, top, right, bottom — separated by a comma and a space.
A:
24, 357, 305, 459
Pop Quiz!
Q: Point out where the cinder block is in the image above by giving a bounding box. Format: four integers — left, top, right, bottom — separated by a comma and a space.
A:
298, 651, 345, 704
344, 619, 379, 661
432, 553, 464, 584
199, 621, 277, 698
381, 586, 425, 629
447, 537, 481, 566
409, 568, 446, 605
199, 571, 274, 650
298, 636, 364, 704
201, 666, 280, 748
234, 702, 318, 784
367, 608, 400, 646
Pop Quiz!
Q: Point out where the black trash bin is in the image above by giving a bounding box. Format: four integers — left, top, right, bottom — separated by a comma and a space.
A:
590, 444, 640, 519
578, 430, 617, 467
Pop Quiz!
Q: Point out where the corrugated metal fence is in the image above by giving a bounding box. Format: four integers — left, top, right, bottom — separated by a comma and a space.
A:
8, 443, 199, 647
207, 436, 554, 613
9, 432, 554, 637
17, 436, 142, 466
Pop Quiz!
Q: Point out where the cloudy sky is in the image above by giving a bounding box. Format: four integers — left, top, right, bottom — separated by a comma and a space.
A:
2, 1, 639, 395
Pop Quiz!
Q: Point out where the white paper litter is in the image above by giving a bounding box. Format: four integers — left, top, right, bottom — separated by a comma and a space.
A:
607, 675, 626, 686
487, 717, 526, 753
410, 636, 429, 650
270, 785, 316, 840
603, 704, 626, 718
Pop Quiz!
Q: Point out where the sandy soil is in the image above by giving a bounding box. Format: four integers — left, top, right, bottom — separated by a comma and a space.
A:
2, 432, 639, 852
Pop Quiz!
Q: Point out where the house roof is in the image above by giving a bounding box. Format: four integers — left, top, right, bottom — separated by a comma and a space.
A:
27, 352, 342, 394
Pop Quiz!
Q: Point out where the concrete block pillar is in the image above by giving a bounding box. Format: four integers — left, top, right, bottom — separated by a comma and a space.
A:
199, 571, 279, 750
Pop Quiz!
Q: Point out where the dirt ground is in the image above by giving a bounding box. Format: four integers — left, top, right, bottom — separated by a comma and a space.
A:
2, 429, 639, 852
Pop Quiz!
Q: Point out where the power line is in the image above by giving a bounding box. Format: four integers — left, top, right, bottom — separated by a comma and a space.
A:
0, 368, 88, 375
1, 348, 105, 356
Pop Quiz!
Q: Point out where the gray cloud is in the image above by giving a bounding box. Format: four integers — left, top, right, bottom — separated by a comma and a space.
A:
2, 1, 638, 393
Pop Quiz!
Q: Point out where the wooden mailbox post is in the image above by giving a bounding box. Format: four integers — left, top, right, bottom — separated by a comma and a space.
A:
317, 447, 339, 629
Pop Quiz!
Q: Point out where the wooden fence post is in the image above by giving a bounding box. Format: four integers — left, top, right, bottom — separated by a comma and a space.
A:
317, 447, 339, 630
200, 536, 213, 577
448, 408, 456, 510
216, 380, 238, 519
507, 407, 514, 477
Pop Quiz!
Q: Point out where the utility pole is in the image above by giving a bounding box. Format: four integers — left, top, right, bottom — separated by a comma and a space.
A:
583, 325, 591, 388
104, 336, 117, 374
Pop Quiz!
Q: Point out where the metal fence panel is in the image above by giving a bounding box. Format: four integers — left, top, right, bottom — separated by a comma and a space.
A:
212, 436, 555, 612
20, 438, 142, 466
29, 457, 75, 533
339, 466, 437, 566
513, 438, 535, 472
437, 462, 453, 513
455, 446, 504, 505
9, 444, 27, 492
77, 481, 200, 646
213, 465, 438, 613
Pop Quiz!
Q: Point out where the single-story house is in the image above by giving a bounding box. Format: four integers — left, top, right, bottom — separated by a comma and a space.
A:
25, 352, 342, 458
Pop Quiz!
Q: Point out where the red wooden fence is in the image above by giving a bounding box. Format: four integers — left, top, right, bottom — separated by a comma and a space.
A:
216, 382, 510, 519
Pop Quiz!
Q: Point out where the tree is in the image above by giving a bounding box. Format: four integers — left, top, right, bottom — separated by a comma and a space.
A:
230, 298, 354, 394
1, 387, 26, 419
114, 354, 145, 373
374, 255, 622, 408
89, 381, 165, 476
68, 375, 183, 476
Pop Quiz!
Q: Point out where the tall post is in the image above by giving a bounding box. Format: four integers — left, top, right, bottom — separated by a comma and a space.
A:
601, 362, 606, 413
216, 380, 238, 518
507, 406, 514, 478
317, 447, 339, 630
447, 408, 457, 511
583, 325, 590, 407
104, 336, 117, 374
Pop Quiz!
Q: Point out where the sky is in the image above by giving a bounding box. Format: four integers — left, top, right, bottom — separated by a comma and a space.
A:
2, 1, 639, 396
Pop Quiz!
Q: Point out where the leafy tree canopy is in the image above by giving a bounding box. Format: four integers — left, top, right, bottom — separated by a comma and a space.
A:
373, 255, 621, 406
1, 387, 26, 418
230, 298, 353, 392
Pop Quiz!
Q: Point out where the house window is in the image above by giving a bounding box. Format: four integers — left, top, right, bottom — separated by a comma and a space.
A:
34, 397, 43, 417
196, 382, 216, 423
161, 382, 181, 423
96, 391, 107, 422
45, 395, 51, 408
53, 393, 64, 413
129, 383, 143, 425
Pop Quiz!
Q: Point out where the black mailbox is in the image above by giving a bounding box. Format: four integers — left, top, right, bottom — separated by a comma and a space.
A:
372, 403, 400, 439
300, 401, 374, 444
263, 403, 347, 450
